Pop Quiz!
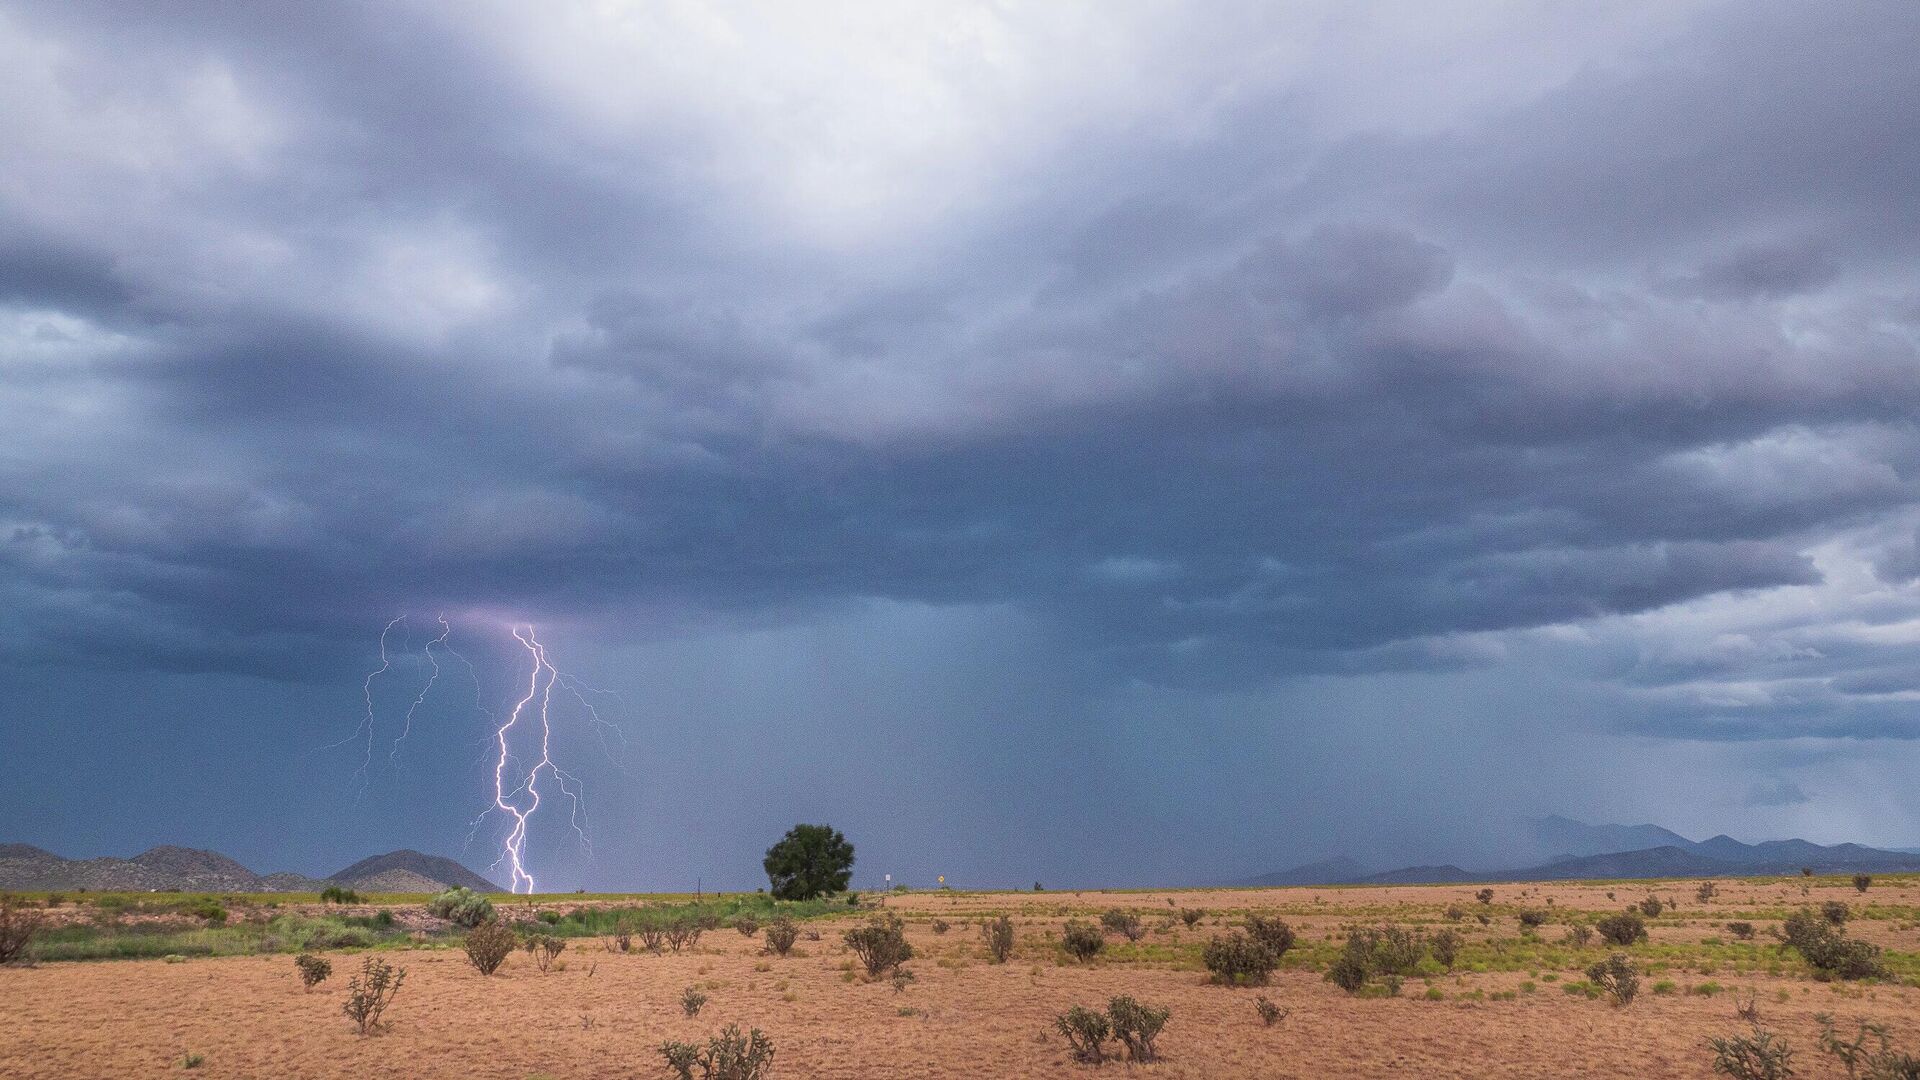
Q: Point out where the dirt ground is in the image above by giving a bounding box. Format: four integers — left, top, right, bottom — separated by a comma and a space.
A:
4, 879, 1918, 1078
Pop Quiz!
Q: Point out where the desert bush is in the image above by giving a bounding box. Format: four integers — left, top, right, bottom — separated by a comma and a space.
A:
1735, 989, 1760, 1023
1852, 874, 1873, 894
665, 919, 704, 953
1476, 888, 1495, 905
981, 915, 1014, 963
1816, 1012, 1920, 1078
1180, 908, 1205, 928
638, 922, 667, 954
319, 885, 361, 905
463, 920, 516, 976
186, 900, 226, 925
661, 1024, 775, 1080
1055, 1005, 1112, 1064
1821, 901, 1850, 926
1597, 911, 1648, 946
1587, 953, 1640, 1006
1061, 920, 1105, 963
1325, 925, 1424, 994
524, 932, 565, 973
607, 917, 633, 953
1709, 1025, 1795, 1080
1698, 881, 1720, 903
1107, 995, 1169, 1063
844, 914, 914, 977
1443, 905, 1465, 921
1255, 995, 1286, 1026
1640, 895, 1666, 917
1430, 928, 1462, 970
1203, 931, 1278, 986
930, 919, 949, 935
1517, 909, 1549, 929
682, 986, 708, 1018
733, 916, 759, 937
427, 887, 495, 929
294, 953, 332, 990
1565, 923, 1595, 947
1244, 914, 1296, 959
1100, 909, 1145, 942
341, 956, 404, 1035
763, 916, 798, 957
1728, 922, 1756, 940
0, 894, 45, 965
1782, 908, 1885, 981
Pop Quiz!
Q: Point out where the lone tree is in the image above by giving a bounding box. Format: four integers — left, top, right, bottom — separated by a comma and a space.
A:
763, 823, 855, 900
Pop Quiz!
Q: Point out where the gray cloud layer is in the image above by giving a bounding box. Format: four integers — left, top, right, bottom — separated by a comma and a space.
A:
4, 1, 1920, 881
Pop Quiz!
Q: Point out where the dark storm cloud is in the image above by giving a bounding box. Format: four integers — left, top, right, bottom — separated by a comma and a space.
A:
3, 0, 1918, 743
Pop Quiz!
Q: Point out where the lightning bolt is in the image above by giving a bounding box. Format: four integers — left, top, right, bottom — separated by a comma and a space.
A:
389, 615, 449, 772
340, 616, 615, 894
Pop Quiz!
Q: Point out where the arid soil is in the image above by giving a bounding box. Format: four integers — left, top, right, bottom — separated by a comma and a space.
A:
4, 878, 1918, 1078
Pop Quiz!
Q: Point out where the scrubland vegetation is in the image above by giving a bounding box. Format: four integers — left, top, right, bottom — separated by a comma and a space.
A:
3, 871, 1920, 1076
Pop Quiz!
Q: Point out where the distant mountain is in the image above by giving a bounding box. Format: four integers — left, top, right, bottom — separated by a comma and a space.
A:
329, 850, 498, 893
1236, 857, 1370, 887
1527, 815, 1696, 860
1360, 864, 1479, 884
1235, 817, 1920, 888
0, 844, 500, 893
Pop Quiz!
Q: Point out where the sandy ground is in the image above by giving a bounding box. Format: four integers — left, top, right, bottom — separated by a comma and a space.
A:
4, 879, 1918, 1078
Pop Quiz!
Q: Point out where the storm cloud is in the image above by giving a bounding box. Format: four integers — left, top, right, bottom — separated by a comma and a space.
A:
3, 1, 1919, 886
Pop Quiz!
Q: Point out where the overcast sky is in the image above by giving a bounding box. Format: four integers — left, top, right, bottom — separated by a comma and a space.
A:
4, 1, 1919, 890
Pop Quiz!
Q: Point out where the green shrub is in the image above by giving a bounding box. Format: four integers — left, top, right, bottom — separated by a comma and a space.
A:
661, 1024, 774, 1080
523, 932, 565, 973
682, 986, 708, 1018
1055, 1005, 1111, 1064
1255, 995, 1285, 1026
0, 894, 45, 965
427, 887, 494, 929
844, 914, 914, 977
1429, 928, 1462, 970
294, 953, 332, 991
1244, 914, 1296, 959
1100, 909, 1144, 942
763, 916, 798, 957
1709, 1025, 1794, 1080
1596, 911, 1648, 946
1061, 920, 1105, 963
1587, 953, 1639, 1006
1476, 889, 1495, 905
1852, 874, 1872, 894
463, 920, 515, 976
1727, 922, 1756, 940
1181, 908, 1205, 928
186, 900, 227, 925
1517, 909, 1549, 929
341, 957, 404, 1035
1107, 996, 1169, 1063
930, 919, 949, 935
1640, 896, 1666, 917
981, 915, 1014, 964
1782, 908, 1885, 981
1203, 931, 1278, 986
318, 885, 361, 905
1821, 901, 1849, 926
1816, 1011, 1919, 1078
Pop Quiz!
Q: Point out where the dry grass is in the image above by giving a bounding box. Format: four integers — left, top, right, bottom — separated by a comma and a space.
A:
1, 876, 1917, 1077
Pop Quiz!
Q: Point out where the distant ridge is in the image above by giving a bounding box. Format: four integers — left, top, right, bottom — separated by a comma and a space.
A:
0, 843, 500, 893
1237, 817, 1920, 888
329, 850, 499, 893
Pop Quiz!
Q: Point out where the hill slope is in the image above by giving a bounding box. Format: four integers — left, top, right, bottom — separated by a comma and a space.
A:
329, 850, 499, 892
0, 843, 499, 893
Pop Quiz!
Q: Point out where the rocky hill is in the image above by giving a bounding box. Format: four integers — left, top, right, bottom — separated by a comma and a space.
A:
0, 843, 500, 893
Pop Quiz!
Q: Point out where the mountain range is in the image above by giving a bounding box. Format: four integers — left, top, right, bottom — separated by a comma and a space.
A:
0, 843, 499, 893
1241, 816, 1920, 887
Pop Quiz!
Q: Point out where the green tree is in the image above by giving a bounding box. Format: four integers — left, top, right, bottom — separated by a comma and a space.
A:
763, 823, 855, 900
